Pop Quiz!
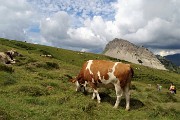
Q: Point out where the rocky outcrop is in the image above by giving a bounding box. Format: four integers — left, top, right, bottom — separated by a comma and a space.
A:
103, 38, 166, 70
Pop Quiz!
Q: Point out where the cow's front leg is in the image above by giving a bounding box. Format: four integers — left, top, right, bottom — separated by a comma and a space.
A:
89, 82, 101, 103
113, 83, 123, 108
92, 89, 101, 103
92, 92, 96, 100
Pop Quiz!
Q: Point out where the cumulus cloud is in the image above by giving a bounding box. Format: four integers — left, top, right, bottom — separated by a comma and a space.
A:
40, 11, 70, 41
0, 0, 38, 41
1, 0, 180, 55
113, 0, 180, 55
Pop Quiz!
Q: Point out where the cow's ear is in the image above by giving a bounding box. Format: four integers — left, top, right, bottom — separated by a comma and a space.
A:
69, 78, 77, 83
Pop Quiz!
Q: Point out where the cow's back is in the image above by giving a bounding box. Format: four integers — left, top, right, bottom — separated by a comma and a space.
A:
80, 60, 132, 88
84, 60, 115, 81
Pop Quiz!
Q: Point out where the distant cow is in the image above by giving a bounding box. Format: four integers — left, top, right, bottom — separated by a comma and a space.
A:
40, 54, 52, 58
70, 60, 133, 110
0, 50, 21, 64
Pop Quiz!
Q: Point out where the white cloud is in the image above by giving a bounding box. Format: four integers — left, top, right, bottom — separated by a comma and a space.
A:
40, 11, 70, 41
36, 0, 180, 53
0, 0, 180, 55
0, 0, 38, 41
154, 49, 180, 56
67, 27, 106, 48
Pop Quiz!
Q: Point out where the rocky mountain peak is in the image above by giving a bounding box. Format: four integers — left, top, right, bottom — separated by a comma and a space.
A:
103, 38, 166, 70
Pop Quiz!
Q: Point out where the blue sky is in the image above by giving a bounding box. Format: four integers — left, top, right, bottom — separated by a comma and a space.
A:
0, 0, 180, 56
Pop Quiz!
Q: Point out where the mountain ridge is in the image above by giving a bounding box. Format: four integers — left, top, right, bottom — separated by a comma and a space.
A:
164, 53, 180, 66
103, 38, 166, 70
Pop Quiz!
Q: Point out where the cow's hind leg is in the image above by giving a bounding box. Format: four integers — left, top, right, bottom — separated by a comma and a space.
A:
113, 83, 123, 108
124, 84, 130, 111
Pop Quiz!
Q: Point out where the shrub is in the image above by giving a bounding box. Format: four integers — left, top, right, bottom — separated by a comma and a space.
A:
57, 96, 70, 105
163, 92, 177, 102
25, 66, 37, 72
0, 73, 17, 86
131, 84, 137, 90
82, 102, 97, 113
41, 82, 59, 87
36, 62, 59, 70
25, 98, 47, 106
39, 49, 52, 55
46, 62, 59, 69
18, 86, 50, 97
0, 109, 12, 120
0, 64, 14, 73
3, 78, 17, 86
16, 57, 37, 66
14, 43, 36, 50
149, 106, 180, 119
38, 73, 58, 79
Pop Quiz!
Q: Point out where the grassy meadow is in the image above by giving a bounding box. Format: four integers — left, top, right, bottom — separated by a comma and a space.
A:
0, 38, 180, 120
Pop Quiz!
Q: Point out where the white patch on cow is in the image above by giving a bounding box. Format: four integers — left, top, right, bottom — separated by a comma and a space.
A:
100, 62, 120, 84
75, 81, 80, 91
84, 81, 88, 87
94, 89, 101, 103
86, 60, 93, 75
97, 71, 101, 80
92, 78, 95, 83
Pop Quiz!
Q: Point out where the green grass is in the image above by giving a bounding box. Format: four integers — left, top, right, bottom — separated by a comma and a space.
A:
0, 38, 180, 120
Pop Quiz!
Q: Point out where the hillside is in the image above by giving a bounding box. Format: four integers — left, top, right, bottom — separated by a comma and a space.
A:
103, 38, 166, 70
0, 38, 180, 120
165, 54, 180, 66
156, 55, 180, 73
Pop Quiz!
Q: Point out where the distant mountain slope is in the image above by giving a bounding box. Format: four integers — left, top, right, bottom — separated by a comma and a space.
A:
156, 55, 180, 73
164, 54, 180, 66
103, 38, 166, 70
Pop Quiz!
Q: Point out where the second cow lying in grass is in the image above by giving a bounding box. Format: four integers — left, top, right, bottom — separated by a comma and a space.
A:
0, 50, 22, 64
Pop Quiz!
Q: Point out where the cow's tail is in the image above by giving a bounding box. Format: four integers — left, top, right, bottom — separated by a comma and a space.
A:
128, 67, 134, 89
130, 67, 134, 78
120, 66, 134, 89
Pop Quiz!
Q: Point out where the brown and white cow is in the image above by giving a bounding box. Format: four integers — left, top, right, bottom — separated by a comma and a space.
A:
71, 60, 133, 110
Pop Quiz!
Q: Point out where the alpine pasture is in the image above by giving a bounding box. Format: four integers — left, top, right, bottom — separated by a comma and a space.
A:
0, 38, 180, 120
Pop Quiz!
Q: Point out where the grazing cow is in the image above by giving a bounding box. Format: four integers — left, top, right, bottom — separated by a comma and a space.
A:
70, 60, 133, 110
40, 54, 52, 58
0, 50, 21, 64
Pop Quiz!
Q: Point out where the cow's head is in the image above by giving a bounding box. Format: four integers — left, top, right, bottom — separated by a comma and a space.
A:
70, 78, 87, 93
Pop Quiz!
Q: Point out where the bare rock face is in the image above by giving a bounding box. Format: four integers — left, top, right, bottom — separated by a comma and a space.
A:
103, 38, 166, 70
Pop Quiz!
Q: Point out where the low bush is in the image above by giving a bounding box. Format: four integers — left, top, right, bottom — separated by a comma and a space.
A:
46, 62, 59, 69
131, 84, 137, 90
0, 73, 17, 86
38, 72, 58, 79
0, 109, 12, 120
25, 98, 47, 106
82, 102, 97, 114
149, 106, 180, 119
36, 62, 59, 70
41, 82, 59, 88
57, 96, 70, 105
0, 64, 14, 73
14, 43, 36, 50
18, 86, 50, 97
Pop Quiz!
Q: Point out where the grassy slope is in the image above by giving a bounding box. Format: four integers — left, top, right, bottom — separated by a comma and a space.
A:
0, 38, 180, 120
